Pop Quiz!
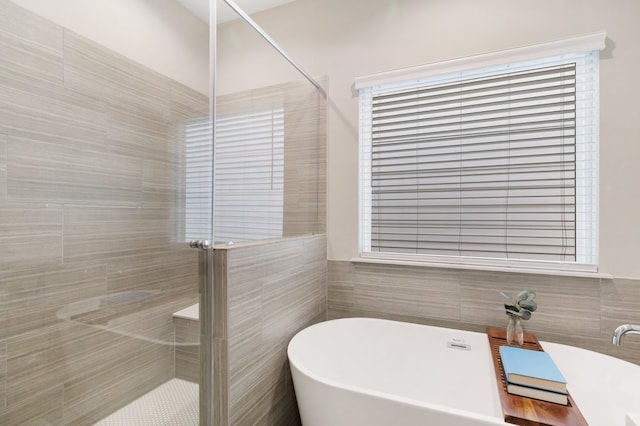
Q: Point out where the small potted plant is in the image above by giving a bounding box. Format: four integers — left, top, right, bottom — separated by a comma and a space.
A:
500, 290, 537, 345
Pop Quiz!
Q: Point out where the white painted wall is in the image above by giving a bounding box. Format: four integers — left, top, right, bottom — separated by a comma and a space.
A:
217, 0, 640, 278
11, 0, 209, 94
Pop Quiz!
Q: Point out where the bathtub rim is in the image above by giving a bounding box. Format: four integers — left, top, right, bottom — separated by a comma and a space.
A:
287, 317, 507, 425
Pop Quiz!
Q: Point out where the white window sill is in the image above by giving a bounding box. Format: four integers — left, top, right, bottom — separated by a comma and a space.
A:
350, 254, 612, 280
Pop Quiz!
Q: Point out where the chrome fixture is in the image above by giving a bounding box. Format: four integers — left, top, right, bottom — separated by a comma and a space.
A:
223, 0, 326, 98
189, 239, 212, 250
612, 324, 640, 345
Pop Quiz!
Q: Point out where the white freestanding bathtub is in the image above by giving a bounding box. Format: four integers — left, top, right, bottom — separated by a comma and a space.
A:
287, 317, 640, 426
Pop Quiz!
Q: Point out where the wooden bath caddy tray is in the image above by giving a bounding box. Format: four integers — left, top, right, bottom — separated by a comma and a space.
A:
486, 327, 587, 426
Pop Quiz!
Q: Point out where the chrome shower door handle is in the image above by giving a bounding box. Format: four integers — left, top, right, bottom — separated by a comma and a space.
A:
189, 239, 212, 250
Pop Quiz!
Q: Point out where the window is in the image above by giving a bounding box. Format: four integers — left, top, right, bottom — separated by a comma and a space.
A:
185, 106, 285, 243
185, 117, 213, 241
358, 34, 604, 271
214, 107, 285, 242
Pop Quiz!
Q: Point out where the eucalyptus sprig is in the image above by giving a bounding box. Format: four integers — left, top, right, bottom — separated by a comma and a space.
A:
500, 290, 537, 320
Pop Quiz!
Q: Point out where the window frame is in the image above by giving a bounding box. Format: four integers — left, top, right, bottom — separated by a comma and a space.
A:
356, 32, 606, 274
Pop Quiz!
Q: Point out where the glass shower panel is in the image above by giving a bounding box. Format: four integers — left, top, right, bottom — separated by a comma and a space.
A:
195, 3, 327, 425
0, 0, 206, 424
212, 0, 327, 245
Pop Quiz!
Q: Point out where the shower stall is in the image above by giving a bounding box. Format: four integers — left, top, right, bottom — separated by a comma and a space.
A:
0, 0, 327, 424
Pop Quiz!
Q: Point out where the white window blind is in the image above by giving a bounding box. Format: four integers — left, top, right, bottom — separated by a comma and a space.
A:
185, 117, 213, 241
185, 106, 285, 243
359, 51, 599, 267
214, 107, 284, 243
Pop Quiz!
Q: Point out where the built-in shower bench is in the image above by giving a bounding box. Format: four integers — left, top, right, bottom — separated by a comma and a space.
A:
173, 303, 200, 383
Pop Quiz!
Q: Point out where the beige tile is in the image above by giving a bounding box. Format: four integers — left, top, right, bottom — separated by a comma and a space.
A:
0, 383, 63, 426
214, 235, 327, 426
176, 345, 200, 383
0, 0, 63, 85
282, 83, 327, 235
226, 241, 302, 294
328, 259, 354, 282
228, 340, 285, 401
6, 343, 67, 407
229, 346, 290, 426
0, 204, 62, 270
327, 261, 637, 365
142, 158, 183, 208
63, 342, 173, 425
8, 135, 142, 206
174, 318, 200, 344
0, 340, 6, 409
213, 336, 229, 426
0, 80, 107, 150
226, 237, 326, 349
328, 260, 355, 316
353, 263, 461, 321
460, 270, 601, 339
227, 309, 261, 374
61, 337, 170, 407
269, 390, 301, 426
5, 311, 175, 411
63, 206, 170, 263
0, 0, 204, 420
0, 0, 63, 57
225, 244, 263, 375
601, 277, 640, 360
0, 41, 103, 123
106, 248, 198, 296
262, 259, 325, 344
175, 318, 200, 383
228, 282, 264, 382
5, 322, 136, 407
0, 30, 63, 85
0, 135, 6, 204
106, 105, 174, 163
0, 262, 106, 340
328, 305, 356, 320
169, 79, 209, 120
63, 29, 171, 121
601, 277, 640, 328
97, 302, 178, 345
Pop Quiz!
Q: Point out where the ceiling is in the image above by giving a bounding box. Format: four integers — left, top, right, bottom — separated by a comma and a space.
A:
176, 0, 297, 23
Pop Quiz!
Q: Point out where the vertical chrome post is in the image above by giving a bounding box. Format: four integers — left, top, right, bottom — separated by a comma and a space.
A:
198, 245, 215, 426
200, 1, 217, 424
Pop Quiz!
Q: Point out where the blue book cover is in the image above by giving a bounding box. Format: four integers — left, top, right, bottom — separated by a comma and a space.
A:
499, 345, 567, 392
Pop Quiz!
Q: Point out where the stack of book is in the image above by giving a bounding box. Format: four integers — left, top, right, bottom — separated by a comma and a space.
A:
499, 345, 568, 405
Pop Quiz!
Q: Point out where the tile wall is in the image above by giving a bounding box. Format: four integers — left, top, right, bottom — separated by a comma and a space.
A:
213, 235, 327, 426
328, 260, 640, 366
175, 316, 200, 383
205, 78, 327, 425
0, 1, 204, 423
